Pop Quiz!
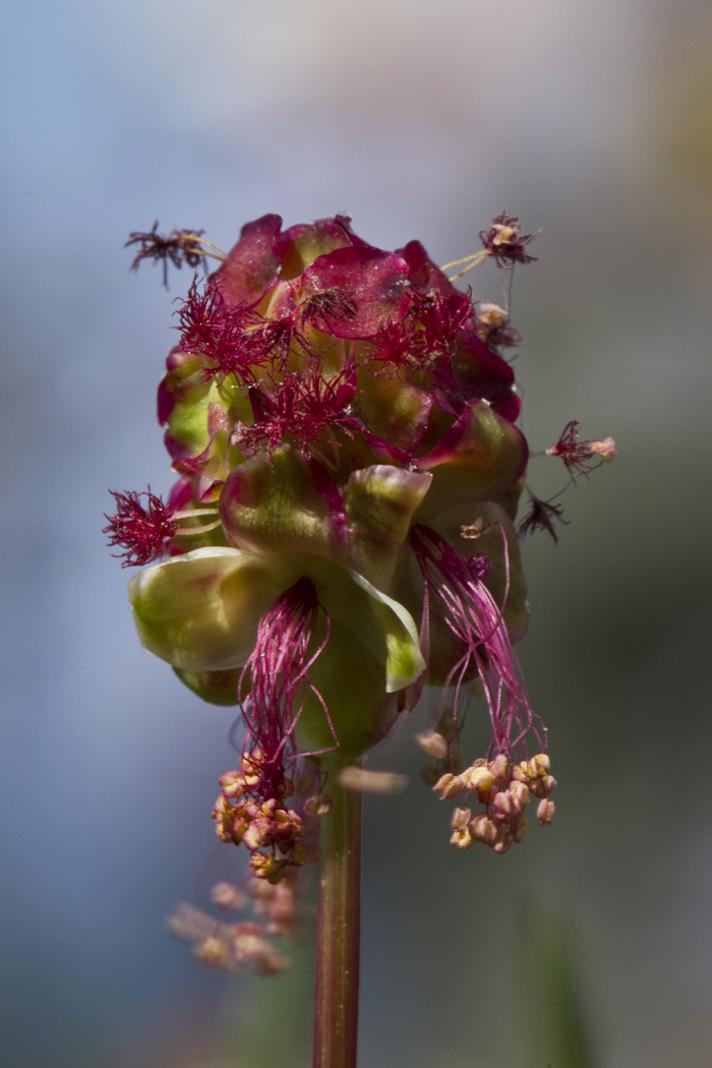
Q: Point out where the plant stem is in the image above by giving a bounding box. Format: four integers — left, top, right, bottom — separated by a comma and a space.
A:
313, 759, 362, 1068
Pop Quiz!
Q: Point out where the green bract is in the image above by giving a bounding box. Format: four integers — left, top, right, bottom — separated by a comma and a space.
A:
129, 546, 425, 755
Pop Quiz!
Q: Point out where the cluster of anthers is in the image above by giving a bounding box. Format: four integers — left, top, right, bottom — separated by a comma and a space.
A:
433, 750, 556, 854
213, 748, 305, 884
168, 872, 299, 976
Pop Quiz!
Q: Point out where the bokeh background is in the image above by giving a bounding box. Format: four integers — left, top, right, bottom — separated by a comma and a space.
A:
2, 1, 711, 1065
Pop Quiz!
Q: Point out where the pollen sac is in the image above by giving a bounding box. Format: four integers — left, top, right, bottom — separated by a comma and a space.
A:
443, 752, 557, 855
450, 807, 474, 850
433, 772, 466, 800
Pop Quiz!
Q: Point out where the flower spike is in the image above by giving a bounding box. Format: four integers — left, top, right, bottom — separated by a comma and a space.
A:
109, 209, 614, 997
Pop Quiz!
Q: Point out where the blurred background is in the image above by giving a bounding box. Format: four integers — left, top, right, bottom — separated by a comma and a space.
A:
2, 1, 711, 1065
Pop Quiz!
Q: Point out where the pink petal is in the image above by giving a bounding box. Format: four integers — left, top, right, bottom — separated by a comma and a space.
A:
396, 239, 460, 299
299, 246, 412, 339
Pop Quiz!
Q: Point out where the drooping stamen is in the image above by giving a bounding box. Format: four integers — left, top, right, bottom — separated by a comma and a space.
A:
240, 578, 335, 774
410, 524, 545, 760
213, 579, 335, 882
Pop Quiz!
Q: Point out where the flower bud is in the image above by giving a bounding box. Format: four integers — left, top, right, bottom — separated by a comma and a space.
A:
243, 820, 268, 852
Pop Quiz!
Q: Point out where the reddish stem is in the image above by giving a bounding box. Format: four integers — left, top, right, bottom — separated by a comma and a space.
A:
313, 759, 362, 1068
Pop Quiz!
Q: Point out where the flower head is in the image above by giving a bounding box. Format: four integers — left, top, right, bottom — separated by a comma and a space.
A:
108, 211, 613, 894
